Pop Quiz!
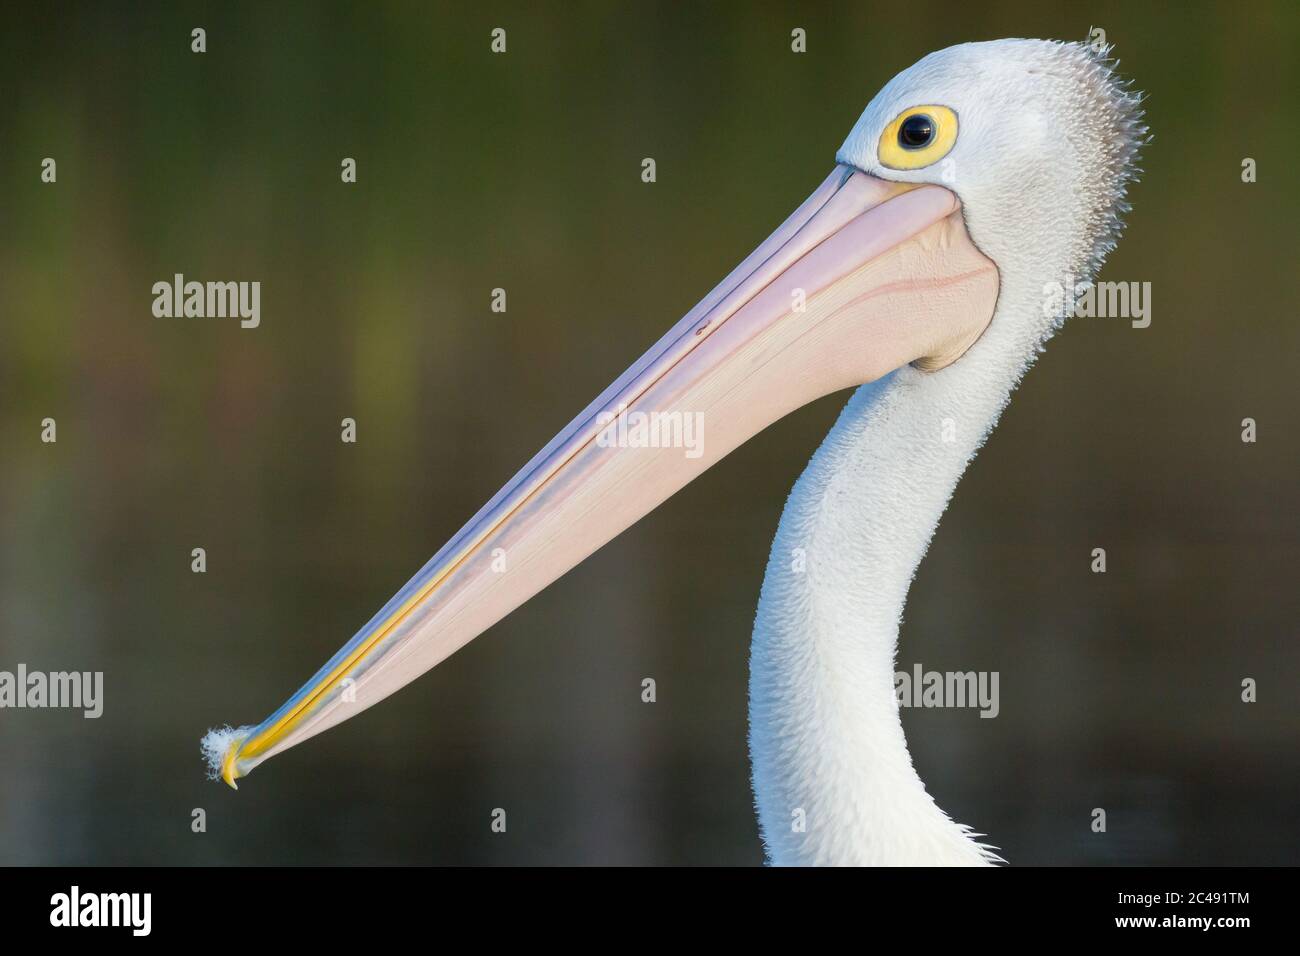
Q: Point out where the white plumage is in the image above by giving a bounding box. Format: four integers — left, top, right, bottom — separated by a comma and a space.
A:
749, 39, 1145, 864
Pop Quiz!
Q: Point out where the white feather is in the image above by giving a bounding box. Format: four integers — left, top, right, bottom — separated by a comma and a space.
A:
748, 38, 1145, 865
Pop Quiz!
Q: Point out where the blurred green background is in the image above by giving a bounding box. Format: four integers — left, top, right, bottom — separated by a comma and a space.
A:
1, 1, 1297, 865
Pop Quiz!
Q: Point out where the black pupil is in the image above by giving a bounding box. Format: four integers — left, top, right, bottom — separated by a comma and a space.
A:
899, 114, 934, 149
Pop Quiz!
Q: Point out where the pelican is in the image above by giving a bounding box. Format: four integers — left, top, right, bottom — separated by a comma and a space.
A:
204, 38, 1145, 865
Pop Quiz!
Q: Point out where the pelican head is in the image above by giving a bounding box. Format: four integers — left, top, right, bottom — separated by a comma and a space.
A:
205, 38, 1144, 865
837, 38, 1144, 346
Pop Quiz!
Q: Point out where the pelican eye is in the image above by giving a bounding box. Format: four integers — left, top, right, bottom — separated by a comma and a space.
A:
878, 105, 958, 171
898, 114, 934, 149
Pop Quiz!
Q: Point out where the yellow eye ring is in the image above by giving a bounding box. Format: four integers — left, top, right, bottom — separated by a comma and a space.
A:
878, 105, 959, 170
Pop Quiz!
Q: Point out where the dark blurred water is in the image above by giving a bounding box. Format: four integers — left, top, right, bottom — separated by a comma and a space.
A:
1, 1, 1297, 864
